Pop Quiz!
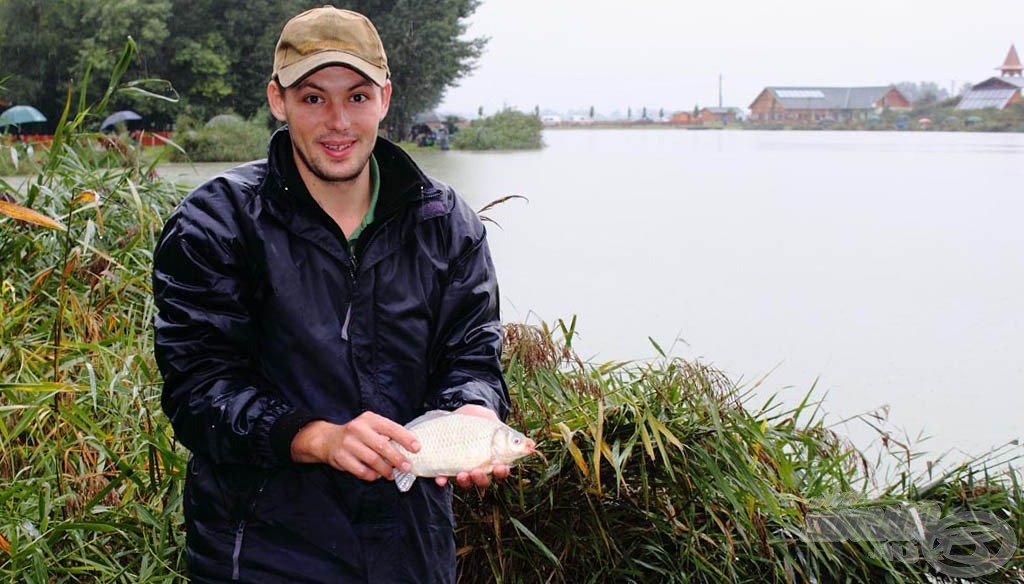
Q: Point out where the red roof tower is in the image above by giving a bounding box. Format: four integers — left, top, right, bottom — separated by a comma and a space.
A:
998, 44, 1023, 77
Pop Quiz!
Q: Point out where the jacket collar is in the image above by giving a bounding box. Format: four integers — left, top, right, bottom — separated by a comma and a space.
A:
258, 127, 446, 265
262, 126, 435, 217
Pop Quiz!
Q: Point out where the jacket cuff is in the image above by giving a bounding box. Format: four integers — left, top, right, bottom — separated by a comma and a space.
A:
268, 408, 321, 464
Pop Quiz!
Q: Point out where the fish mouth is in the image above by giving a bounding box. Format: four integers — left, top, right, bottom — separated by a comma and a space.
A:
525, 439, 536, 454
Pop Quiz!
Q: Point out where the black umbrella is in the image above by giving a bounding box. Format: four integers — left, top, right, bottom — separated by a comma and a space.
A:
100, 110, 142, 130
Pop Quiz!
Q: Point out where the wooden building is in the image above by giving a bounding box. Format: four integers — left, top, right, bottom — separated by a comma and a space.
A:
956, 45, 1024, 110
698, 107, 742, 124
748, 86, 911, 122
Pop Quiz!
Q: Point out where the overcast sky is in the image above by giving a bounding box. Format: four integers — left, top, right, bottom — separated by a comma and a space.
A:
437, 0, 1024, 117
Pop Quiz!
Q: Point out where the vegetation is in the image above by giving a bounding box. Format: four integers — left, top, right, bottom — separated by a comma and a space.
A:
454, 109, 544, 150
166, 114, 271, 162
457, 322, 1024, 582
2, 55, 1022, 583
0, 42, 189, 582
0, 0, 484, 139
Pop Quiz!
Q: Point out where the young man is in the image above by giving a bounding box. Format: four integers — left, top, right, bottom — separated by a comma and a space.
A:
153, 7, 509, 582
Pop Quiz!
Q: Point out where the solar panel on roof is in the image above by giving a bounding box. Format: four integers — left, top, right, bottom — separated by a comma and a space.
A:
956, 88, 1015, 110
775, 89, 826, 99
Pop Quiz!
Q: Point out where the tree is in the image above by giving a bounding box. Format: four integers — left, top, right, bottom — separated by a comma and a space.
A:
0, 0, 174, 127
350, 0, 486, 140
0, 0, 483, 136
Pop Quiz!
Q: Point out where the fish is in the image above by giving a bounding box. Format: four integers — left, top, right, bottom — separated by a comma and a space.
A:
391, 410, 536, 492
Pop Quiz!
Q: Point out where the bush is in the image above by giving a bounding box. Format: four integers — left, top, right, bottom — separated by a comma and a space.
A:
454, 108, 543, 150
168, 115, 271, 162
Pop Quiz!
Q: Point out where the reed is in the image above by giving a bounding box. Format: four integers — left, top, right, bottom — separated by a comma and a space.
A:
452, 321, 1023, 583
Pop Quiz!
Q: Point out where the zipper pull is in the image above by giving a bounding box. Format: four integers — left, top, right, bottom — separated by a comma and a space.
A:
341, 303, 352, 341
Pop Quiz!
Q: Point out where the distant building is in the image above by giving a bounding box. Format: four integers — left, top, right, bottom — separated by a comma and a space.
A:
748, 86, 911, 122
540, 115, 562, 126
669, 111, 696, 125
698, 107, 743, 124
956, 44, 1024, 110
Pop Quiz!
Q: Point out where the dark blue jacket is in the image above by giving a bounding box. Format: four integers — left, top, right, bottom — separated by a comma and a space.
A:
153, 129, 509, 583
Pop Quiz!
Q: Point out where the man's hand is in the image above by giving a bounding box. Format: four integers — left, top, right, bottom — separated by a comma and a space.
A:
433, 404, 511, 489
290, 412, 421, 482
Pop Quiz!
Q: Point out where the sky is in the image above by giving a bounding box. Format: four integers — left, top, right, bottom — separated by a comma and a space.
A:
437, 0, 1024, 118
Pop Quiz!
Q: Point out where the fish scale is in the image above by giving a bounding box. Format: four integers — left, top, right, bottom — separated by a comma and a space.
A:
391, 410, 536, 492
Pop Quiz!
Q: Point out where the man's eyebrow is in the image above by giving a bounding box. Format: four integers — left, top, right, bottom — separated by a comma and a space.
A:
296, 79, 374, 93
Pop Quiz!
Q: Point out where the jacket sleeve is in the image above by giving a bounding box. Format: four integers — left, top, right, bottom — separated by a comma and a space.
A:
424, 196, 510, 421
152, 186, 314, 467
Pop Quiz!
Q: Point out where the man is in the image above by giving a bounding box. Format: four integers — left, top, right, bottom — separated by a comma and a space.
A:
152, 7, 509, 583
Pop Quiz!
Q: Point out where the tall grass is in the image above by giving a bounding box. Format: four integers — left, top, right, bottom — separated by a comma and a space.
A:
2, 47, 1021, 582
1, 40, 188, 582
454, 321, 1023, 583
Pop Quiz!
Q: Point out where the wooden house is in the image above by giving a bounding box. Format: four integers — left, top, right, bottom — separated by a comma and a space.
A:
698, 107, 742, 124
748, 86, 911, 122
956, 45, 1024, 110
669, 111, 696, 125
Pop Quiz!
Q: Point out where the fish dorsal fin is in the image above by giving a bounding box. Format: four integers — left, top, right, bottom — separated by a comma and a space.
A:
404, 409, 452, 429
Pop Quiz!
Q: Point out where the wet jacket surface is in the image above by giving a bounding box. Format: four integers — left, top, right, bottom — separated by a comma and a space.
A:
153, 129, 509, 583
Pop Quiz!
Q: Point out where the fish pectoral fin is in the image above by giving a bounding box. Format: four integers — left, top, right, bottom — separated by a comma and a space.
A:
394, 469, 417, 492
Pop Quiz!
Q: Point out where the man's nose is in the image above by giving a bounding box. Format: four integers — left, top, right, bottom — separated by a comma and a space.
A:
325, 102, 351, 129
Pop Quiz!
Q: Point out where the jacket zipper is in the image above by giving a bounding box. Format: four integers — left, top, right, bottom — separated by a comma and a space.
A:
341, 252, 357, 341
339, 184, 436, 343
231, 475, 271, 581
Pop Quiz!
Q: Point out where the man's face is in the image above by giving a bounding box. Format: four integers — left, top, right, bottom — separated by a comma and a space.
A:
267, 66, 391, 187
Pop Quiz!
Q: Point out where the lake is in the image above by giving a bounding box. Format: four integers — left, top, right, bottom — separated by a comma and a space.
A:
58, 129, 1024, 475
413, 129, 1024, 474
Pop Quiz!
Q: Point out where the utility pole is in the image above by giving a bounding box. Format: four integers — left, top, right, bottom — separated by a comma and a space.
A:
718, 74, 723, 108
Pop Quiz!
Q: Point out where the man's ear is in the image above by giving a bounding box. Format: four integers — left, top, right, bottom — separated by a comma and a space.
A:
267, 80, 287, 122
379, 81, 392, 121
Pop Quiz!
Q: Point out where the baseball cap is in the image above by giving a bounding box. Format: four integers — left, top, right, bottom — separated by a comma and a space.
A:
273, 6, 390, 88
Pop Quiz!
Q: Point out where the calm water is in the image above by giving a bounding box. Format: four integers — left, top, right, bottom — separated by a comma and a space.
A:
85, 130, 1024, 471
414, 129, 1024, 469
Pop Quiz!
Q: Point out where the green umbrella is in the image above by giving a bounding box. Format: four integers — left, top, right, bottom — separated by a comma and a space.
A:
0, 105, 47, 128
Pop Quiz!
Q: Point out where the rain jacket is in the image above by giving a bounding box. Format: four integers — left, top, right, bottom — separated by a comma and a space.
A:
153, 128, 509, 583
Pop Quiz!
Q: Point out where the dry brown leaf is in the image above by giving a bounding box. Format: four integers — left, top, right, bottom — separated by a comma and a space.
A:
0, 199, 67, 231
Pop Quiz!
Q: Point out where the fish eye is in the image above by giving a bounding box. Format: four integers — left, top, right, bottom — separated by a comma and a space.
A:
512, 437, 521, 445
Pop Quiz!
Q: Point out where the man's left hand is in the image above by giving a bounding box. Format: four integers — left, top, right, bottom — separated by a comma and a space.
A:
433, 404, 510, 489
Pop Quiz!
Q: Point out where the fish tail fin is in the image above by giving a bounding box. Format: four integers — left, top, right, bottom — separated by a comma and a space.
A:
394, 469, 417, 492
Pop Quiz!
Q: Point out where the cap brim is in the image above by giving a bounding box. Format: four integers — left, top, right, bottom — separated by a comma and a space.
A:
276, 51, 388, 88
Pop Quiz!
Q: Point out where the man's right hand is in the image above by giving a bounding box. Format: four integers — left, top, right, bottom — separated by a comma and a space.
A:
290, 412, 421, 482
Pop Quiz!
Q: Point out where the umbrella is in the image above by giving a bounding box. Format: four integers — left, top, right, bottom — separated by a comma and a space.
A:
101, 110, 142, 130
0, 105, 47, 128
205, 113, 243, 127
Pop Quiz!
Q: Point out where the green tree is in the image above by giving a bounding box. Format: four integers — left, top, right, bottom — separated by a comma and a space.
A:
1, 0, 483, 136
349, 0, 486, 140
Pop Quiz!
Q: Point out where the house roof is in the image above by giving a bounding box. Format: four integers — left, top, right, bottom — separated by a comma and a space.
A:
702, 107, 741, 114
956, 76, 1024, 110
761, 86, 902, 110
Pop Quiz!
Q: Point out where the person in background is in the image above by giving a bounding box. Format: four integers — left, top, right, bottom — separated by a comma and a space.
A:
152, 6, 509, 583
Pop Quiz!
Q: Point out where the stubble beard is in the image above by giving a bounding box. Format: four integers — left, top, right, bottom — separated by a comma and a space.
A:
293, 139, 371, 185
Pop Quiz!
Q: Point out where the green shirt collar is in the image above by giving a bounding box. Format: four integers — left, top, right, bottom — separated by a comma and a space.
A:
348, 154, 379, 243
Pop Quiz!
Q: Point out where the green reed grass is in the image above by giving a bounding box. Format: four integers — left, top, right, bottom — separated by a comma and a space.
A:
453, 320, 1024, 583
2, 44, 1021, 583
